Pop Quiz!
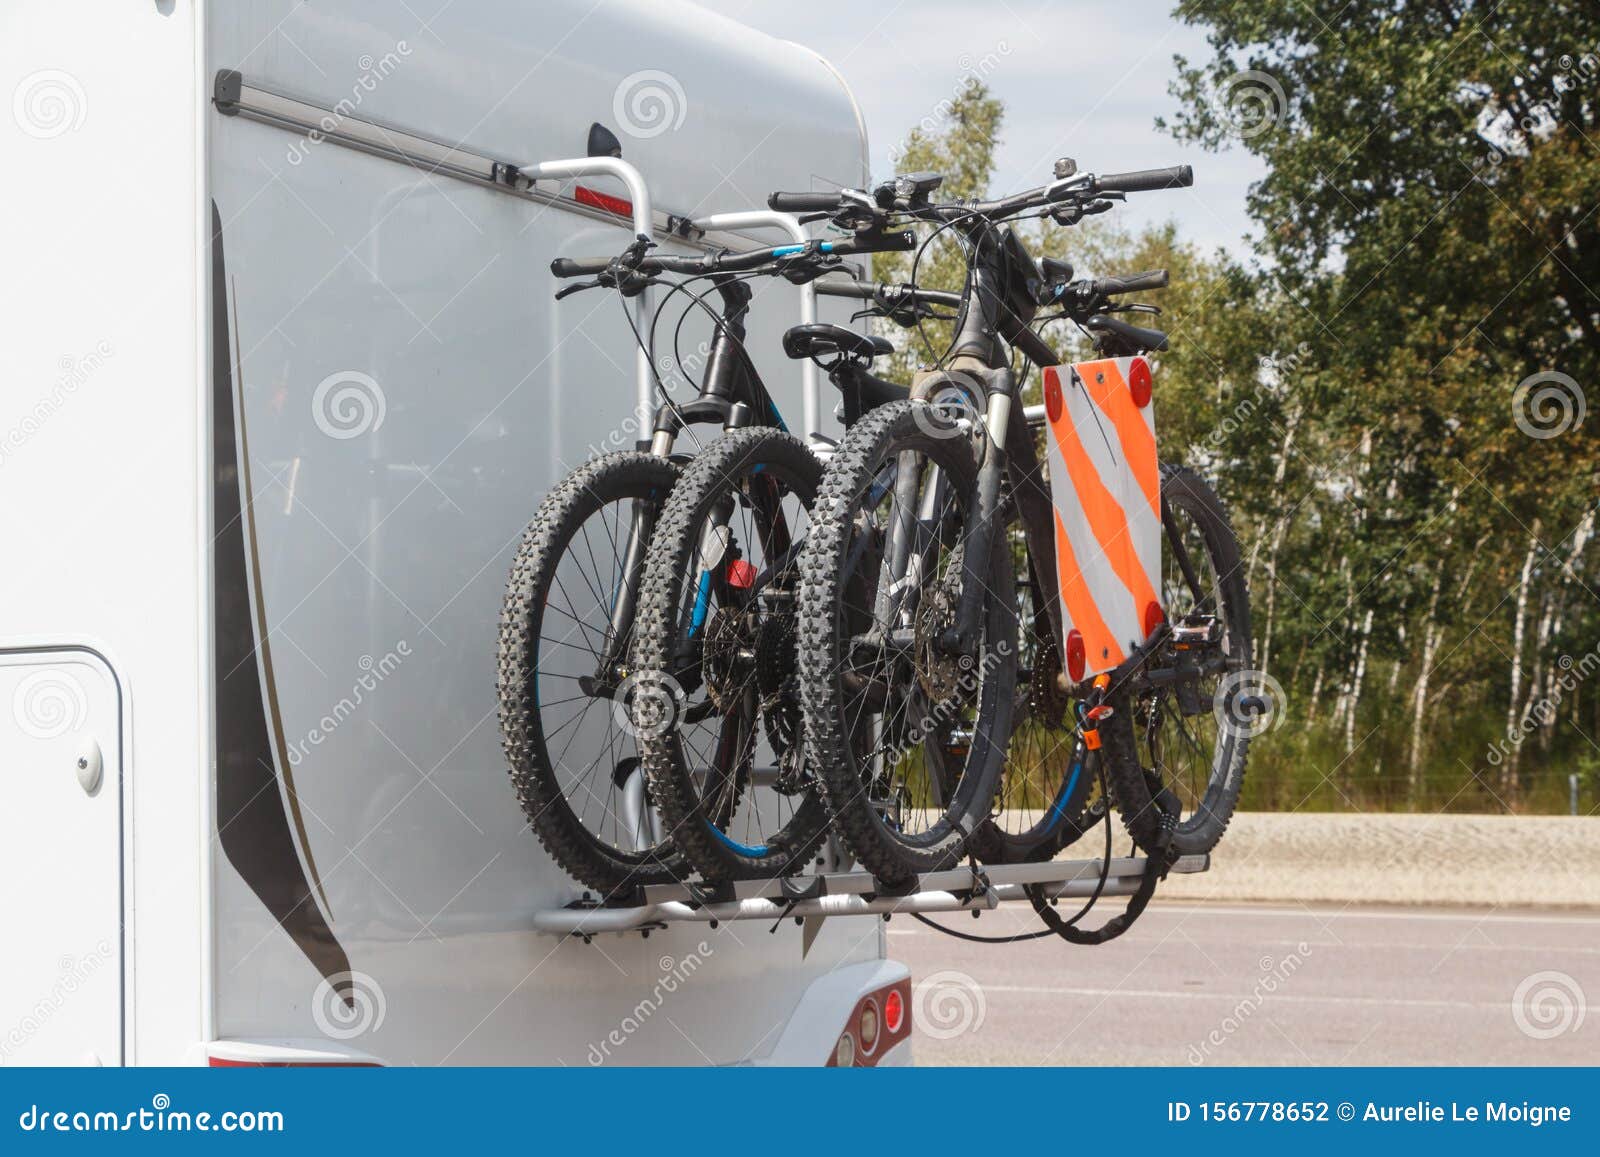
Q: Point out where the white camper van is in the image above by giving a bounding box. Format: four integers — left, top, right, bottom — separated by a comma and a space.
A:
1, 0, 911, 1066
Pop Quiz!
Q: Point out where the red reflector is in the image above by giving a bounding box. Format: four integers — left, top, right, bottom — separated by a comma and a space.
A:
574, 184, 634, 219
1044, 367, 1064, 422
1128, 357, 1153, 408
1065, 628, 1086, 683
726, 560, 757, 589
1143, 600, 1165, 638
883, 989, 904, 1034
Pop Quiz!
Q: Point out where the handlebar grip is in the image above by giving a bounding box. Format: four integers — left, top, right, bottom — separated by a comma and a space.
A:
813, 278, 878, 301
550, 256, 613, 278
1093, 268, 1170, 295
768, 191, 844, 213
1092, 165, 1193, 194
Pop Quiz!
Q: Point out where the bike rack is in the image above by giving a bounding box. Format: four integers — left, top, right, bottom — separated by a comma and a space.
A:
533, 853, 1209, 937
519, 156, 658, 430
686, 210, 823, 446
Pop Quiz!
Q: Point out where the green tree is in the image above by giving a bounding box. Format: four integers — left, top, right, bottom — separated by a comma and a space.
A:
1163, 0, 1600, 809
870, 77, 1005, 382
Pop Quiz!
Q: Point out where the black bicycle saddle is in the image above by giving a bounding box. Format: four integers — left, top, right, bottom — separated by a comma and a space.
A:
782, 323, 893, 364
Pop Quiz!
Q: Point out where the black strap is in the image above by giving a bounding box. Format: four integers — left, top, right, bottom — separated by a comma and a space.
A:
1025, 794, 1179, 945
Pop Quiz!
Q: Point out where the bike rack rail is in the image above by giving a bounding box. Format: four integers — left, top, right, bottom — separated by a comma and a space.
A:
518, 156, 657, 429
533, 853, 1209, 937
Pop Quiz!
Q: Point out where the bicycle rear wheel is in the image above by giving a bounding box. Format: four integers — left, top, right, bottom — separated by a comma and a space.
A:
1099, 464, 1252, 856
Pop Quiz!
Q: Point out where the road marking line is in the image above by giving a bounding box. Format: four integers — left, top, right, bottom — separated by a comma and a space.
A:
1151, 904, 1600, 926
977, 984, 1527, 1011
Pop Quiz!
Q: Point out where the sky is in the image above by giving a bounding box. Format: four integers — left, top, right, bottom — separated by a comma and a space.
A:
691, 0, 1265, 256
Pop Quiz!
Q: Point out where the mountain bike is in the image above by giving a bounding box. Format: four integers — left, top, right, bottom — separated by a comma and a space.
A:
792, 162, 1253, 883
496, 223, 917, 893
627, 278, 973, 883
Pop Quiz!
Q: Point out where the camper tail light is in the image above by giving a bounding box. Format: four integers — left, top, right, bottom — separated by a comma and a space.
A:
834, 1032, 856, 1067
828, 977, 911, 1066
883, 988, 904, 1035
858, 999, 880, 1053
206, 1042, 380, 1067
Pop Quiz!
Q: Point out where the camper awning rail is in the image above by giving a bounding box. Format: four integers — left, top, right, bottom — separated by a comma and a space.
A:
213, 69, 832, 440
212, 70, 772, 254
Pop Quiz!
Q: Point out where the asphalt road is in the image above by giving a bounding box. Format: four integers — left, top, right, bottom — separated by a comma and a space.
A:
890, 901, 1599, 1065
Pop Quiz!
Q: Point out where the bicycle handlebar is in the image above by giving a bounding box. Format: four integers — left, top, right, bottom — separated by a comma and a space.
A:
768, 191, 847, 213
550, 230, 915, 284
1089, 268, 1170, 296
1089, 165, 1193, 194
813, 278, 964, 310
550, 256, 613, 278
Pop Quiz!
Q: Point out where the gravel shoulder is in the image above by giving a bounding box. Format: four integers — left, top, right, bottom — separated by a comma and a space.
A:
1154, 812, 1600, 908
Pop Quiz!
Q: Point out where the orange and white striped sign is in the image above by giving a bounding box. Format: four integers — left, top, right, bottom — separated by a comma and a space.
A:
1041, 356, 1162, 680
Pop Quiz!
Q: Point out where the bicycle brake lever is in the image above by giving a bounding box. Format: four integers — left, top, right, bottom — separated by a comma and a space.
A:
553, 279, 601, 301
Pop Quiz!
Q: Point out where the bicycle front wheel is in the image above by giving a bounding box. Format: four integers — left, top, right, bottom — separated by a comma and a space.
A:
798, 401, 1018, 884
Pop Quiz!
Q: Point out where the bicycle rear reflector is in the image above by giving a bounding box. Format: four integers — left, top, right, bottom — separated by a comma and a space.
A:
1042, 358, 1162, 678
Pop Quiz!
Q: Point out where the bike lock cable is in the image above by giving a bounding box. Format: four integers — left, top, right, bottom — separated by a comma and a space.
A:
1025, 787, 1180, 946
908, 759, 1121, 945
